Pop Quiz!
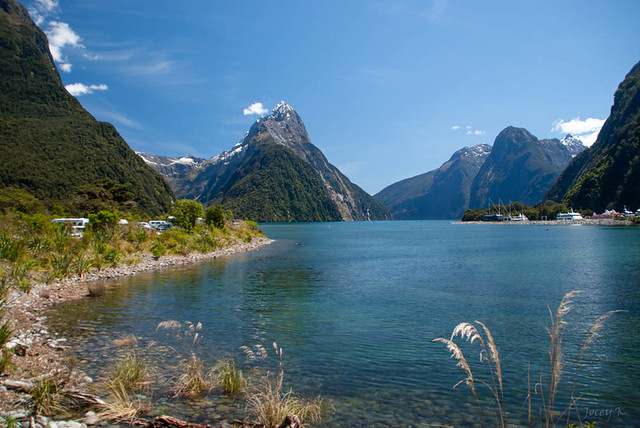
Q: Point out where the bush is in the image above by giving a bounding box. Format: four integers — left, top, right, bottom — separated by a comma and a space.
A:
205, 204, 226, 229
171, 200, 204, 232
150, 241, 166, 260
89, 210, 118, 233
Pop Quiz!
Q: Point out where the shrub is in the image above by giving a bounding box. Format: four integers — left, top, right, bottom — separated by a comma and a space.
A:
205, 204, 226, 230
150, 241, 166, 260
171, 199, 204, 232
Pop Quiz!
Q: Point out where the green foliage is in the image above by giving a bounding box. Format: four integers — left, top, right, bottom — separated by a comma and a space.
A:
547, 61, 640, 211
205, 204, 226, 229
109, 352, 148, 393
88, 209, 118, 232
150, 241, 166, 260
213, 358, 245, 396
0, 187, 44, 214
0, 4, 174, 217
215, 140, 343, 222
171, 199, 204, 232
461, 200, 570, 221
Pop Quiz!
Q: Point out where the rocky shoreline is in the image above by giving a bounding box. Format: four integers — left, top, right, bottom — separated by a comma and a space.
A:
0, 237, 274, 427
452, 218, 635, 226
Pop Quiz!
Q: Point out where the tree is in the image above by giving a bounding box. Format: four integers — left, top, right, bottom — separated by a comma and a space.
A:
171, 200, 204, 232
205, 204, 226, 229
88, 210, 118, 232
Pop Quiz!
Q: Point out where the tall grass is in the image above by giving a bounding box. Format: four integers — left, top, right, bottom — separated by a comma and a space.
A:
434, 290, 625, 427
30, 378, 65, 416
0, 299, 12, 373
109, 352, 148, 393
246, 343, 328, 427
213, 358, 246, 396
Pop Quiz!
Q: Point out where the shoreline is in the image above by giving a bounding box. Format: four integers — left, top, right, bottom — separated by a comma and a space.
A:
0, 237, 274, 424
452, 219, 635, 226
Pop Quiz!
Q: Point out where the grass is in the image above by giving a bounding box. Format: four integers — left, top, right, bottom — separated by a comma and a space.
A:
246, 343, 328, 427
0, 300, 13, 373
30, 378, 65, 416
109, 352, 148, 393
434, 290, 625, 427
96, 379, 144, 424
0, 208, 265, 298
212, 358, 246, 396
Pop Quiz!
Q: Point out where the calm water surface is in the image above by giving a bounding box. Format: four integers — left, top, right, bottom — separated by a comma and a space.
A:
48, 221, 640, 427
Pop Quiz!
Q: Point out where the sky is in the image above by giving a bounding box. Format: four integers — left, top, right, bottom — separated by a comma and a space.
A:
23, 0, 640, 195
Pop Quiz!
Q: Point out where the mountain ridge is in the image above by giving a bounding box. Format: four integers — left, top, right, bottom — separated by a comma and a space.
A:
544, 60, 640, 211
139, 102, 391, 222
0, 0, 175, 215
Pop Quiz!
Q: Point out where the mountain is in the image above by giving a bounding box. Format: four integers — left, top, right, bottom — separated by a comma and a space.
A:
0, 0, 174, 215
140, 102, 391, 222
374, 144, 491, 219
560, 134, 587, 157
469, 127, 583, 208
544, 61, 640, 211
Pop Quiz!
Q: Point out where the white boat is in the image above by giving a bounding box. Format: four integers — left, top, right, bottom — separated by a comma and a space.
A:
556, 210, 584, 221
509, 213, 528, 222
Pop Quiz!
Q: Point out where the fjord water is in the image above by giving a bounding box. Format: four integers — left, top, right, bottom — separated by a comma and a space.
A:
48, 221, 640, 426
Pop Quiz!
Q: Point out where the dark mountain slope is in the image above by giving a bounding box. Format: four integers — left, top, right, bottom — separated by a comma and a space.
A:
469, 127, 577, 208
544, 60, 640, 211
0, 0, 174, 215
375, 144, 490, 219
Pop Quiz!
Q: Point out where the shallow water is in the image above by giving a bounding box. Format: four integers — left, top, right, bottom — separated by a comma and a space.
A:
48, 221, 640, 427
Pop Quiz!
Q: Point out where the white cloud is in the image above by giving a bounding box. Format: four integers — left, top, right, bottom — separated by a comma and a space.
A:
451, 125, 460, 130
65, 83, 108, 96
59, 63, 72, 73
45, 21, 82, 63
28, 0, 59, 25
552, 117, 605, 147
243, 102, 268, 116
466, 129, 485, 135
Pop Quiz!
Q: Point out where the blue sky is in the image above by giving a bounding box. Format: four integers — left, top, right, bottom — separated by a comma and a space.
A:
24, 0, 640, 195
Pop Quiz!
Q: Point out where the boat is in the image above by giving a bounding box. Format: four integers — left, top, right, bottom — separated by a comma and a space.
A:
556, 210, 584, 221
509, 213, 528, 222
591, 209, 617, 220
622, 206, 635, 217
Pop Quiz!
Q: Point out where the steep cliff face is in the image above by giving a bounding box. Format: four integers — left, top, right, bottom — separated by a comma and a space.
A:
0, 0, 175, 215
140, 102, 391, 222
544, 61, 640, 211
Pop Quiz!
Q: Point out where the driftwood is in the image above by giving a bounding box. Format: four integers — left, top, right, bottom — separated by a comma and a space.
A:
3, 379, 35, 392
151, 415, 301, 428
150, 415, 214, 428
231, 415, 301, 428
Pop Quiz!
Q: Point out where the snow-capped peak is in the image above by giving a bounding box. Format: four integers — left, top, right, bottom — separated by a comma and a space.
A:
560, 134, 587, 157
268, 101, 296, 121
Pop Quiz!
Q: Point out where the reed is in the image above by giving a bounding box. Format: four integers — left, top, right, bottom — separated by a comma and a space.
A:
172, 353, 212, 398
246, 342, 328, 426
434, 291, 624, 428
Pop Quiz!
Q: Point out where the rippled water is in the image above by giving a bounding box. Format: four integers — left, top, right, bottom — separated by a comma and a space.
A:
47, 221, 640, 427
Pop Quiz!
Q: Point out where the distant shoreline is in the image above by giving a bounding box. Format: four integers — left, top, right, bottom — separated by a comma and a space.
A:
452, 219, 635, 226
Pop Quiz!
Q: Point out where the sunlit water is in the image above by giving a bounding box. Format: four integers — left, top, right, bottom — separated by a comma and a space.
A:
47, 221, 640, 427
